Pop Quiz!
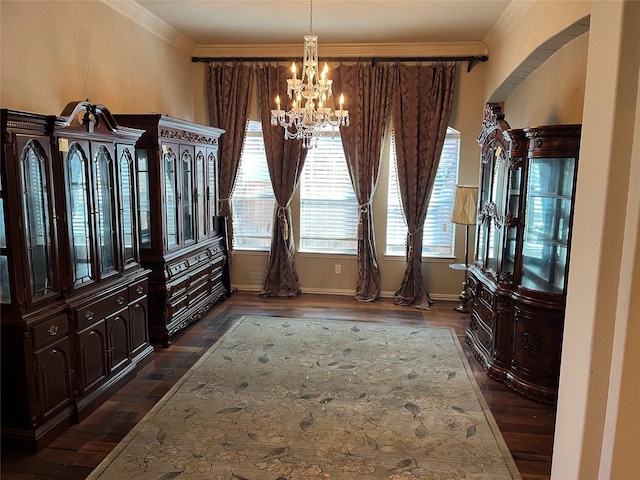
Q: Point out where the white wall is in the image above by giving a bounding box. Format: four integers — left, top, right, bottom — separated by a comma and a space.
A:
484, 1, 640, 478
503, 32, 588, 128
552, 2, 640, 478
0, 0, 206, 122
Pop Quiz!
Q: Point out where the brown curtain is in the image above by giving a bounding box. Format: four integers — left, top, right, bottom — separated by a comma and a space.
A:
332, 62, 394, 302
392, 63, 456, 309
256, 64, 308, 297
206, 62, 254, 255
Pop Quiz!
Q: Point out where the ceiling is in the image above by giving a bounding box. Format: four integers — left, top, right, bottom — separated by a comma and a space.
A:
133, 0, 512, 47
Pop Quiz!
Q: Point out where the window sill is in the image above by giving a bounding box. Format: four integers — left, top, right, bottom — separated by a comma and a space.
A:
383, 254, 456, 263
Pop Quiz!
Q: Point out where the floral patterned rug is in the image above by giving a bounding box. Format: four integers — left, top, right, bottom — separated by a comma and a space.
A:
87, 316, 521, 480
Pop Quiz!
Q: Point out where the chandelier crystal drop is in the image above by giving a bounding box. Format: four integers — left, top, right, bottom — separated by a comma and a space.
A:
270, 0, 349, 149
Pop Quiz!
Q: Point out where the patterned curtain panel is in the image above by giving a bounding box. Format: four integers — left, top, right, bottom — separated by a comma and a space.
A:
206, 62, 254, 256
332, 62, 395, 302
392, 63, 456, 309
256, 64, 308, 297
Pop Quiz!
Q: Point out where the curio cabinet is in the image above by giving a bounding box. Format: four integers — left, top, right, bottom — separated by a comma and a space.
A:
1, 102, 153, 450
466, 104, 581, 404
114, 114, 229, 346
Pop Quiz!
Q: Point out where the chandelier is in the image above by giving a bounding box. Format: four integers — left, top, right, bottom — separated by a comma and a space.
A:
270, 0, 349, 149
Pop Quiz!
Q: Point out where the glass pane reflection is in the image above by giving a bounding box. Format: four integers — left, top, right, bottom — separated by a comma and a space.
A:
67, 145, 92, 285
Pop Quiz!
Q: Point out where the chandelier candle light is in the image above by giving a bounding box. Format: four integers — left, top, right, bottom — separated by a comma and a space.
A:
270, 0, 349, 148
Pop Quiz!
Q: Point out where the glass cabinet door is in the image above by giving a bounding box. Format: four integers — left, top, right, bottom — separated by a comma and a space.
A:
475, 150, 493, 265
0, 150, 9, 304
207, 149, 218, 236
20, 139, 57, 300
163, 146, 179, 250
66, 143, 93, 286
196, 150, 206, 240
181, 150, 194, 244
521, 156, 576, 293
503, 164, 522, 276
486, 150, 506, 274
136, 148, 151, 249
93, 145, 117, 278
119, 147, 137, 267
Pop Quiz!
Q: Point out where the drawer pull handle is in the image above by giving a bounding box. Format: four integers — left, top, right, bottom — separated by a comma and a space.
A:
136, 286, 144, 294
117, 296, 125, 305
47, 325, 59, 336
85, 310, 94, 321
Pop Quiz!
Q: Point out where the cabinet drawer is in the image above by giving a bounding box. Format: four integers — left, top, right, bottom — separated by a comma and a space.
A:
208, 241, 224, 257
467, 274, 478, 292
168, 294, 188, 319
210, 253, 225, 270
128, 278, 148, 303
470, 312, 494, 356
167, 275, 189, 298
75, 288, 128, 330
210, 264, 224, 284
32, 314, 69, 350
186, 251, 210, 267
189, 263, 211, 285
188, 278, 210, 305
166, 260, 189, 279
473, 295, 494, 331
478, 285, 494, 309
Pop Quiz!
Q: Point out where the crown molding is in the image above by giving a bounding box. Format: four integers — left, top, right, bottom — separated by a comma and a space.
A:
98, 2, 487, 61
484, 0, 533, 47
193, 42, 488, 60
100, 0, 195, 54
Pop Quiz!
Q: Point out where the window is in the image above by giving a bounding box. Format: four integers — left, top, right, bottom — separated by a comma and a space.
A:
299, 134, 358, 254
231, 121, 275, 250
386, 127, 460, 257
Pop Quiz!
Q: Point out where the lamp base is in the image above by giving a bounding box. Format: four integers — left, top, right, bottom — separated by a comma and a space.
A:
454, 281, 471, 314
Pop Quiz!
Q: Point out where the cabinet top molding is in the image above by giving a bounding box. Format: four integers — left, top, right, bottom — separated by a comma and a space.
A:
56, 100, 145, 142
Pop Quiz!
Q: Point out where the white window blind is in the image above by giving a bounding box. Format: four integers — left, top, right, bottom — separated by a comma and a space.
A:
231, 120, 275, 250
300, 135, 358, 254
386, 127, 460, 257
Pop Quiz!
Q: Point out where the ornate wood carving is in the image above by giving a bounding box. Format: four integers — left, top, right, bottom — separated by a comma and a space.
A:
522, 332, 542, 356
160, 128, 220, 146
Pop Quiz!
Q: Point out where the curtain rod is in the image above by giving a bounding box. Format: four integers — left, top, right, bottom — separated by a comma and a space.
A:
191, 55, 488, 72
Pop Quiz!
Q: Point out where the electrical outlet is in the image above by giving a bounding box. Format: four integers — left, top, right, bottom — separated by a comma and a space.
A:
334, 264, 341, 274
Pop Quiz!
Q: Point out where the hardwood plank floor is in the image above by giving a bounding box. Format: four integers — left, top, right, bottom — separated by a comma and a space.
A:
1, 292, 556, 479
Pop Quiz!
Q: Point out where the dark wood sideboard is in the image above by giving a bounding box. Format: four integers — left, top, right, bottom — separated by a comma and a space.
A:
114, 114, 230, 347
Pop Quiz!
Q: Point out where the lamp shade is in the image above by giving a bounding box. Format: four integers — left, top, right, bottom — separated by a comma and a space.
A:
451, 185, 478, 225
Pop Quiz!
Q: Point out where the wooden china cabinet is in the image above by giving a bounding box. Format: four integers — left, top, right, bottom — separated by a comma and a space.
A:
0, 102, 153, 450
466, 104, 581, 404
114, 114, 229, 346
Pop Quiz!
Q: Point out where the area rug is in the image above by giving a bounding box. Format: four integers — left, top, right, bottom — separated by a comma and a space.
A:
87, 316, 521, 480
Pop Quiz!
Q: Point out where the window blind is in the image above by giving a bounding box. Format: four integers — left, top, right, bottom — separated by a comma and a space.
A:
232, 121, 275, 250
386, 128, 460, 257
300, 134, 358, 254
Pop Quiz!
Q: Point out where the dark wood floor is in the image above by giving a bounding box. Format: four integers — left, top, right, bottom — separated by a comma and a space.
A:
1, 292, 556, 479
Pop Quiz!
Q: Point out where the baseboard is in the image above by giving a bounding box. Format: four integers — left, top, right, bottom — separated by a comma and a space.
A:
231, 284, 459, 302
